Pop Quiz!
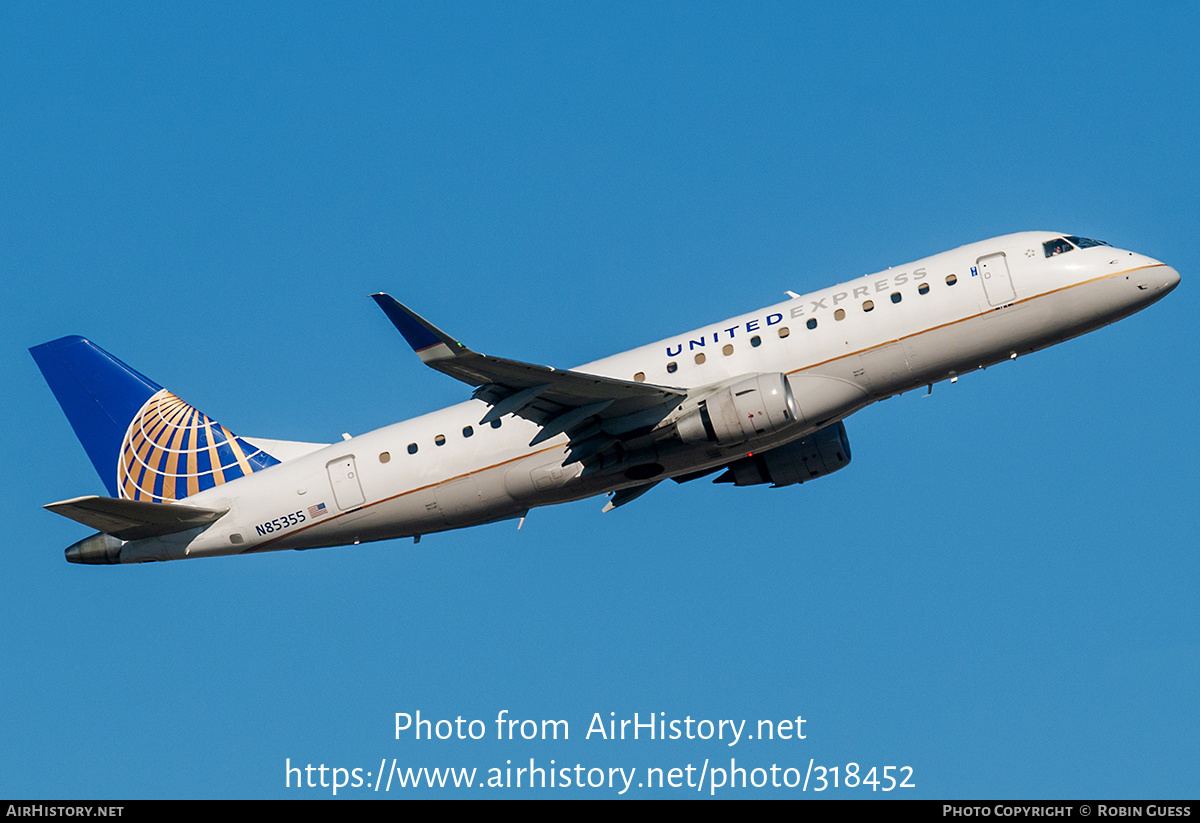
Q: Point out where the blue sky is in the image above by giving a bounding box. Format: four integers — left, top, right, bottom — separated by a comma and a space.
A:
2, 2, 1197, 798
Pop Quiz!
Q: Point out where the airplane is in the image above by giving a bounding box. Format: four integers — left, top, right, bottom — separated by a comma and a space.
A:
30, 232, 1179, 564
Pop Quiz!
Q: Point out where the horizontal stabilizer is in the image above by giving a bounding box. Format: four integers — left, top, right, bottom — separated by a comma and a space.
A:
45, 495, 229, 541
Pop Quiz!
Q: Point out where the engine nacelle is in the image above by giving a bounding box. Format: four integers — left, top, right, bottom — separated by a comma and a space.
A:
715, 421, 851, 487
676, 373, 799, 446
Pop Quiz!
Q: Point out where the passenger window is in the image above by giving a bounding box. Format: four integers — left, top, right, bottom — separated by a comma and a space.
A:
891, 292, 902, 304
435, 434, 446, 446
490, 419, 502, 429
462, 426, 473, 438
778, 326, 790, 338
633, 372, 646, 383
806, 318, 817, 330
722, 344, 734, 356
379, 451, 391, 463
918, 283, 930, 295
750, 335, 762, 347
407, 443, 418, 455
834, 308, 845, 321
667, 361, 678, 374
694, 352, 706, 364
946, 274, 957, 286
863, 300, 874, 312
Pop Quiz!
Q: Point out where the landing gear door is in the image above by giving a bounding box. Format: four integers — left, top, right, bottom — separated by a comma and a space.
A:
976, 252, 1016, 307
327, 455, 366, 510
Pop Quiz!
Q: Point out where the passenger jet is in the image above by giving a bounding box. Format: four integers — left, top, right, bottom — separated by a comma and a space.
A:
30, 232, 1179, 564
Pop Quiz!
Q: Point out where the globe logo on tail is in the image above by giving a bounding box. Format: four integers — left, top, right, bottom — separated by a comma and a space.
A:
117, 390, 279, 502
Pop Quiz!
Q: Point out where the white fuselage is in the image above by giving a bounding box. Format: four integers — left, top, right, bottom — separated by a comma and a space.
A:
117, 232, 1179, 562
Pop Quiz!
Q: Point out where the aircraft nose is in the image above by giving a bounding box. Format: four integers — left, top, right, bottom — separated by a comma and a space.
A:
1159, 265, 1181, 294
1133, 260, 1181, 296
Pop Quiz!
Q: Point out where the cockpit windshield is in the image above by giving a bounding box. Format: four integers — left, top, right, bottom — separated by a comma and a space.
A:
1043, 236, 1111, 258
1066, 235, 1110, 249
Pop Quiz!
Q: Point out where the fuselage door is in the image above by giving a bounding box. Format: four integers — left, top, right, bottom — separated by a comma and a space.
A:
327, 455, 366, 510
976, 252, 1016, 307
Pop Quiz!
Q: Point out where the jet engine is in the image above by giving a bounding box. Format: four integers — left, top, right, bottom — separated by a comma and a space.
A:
676, 373, 798, 446
714, 421, 851, 487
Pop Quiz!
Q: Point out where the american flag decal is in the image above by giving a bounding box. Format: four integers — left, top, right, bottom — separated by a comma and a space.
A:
309, 503, 329, 519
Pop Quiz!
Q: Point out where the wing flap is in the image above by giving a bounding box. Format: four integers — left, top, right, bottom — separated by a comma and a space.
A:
45, 495, 229, 541
602, 480, 662, 512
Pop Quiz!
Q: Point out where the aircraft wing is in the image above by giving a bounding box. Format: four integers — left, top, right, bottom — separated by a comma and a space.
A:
372, 294, 685, 464
44, 495, 229, 541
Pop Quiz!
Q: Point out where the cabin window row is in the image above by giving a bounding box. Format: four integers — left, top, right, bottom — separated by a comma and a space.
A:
644, 274, 959, 378
382, 418, 503, 461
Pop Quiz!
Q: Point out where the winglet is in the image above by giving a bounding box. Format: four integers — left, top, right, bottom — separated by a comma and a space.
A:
370, 294, 469, 364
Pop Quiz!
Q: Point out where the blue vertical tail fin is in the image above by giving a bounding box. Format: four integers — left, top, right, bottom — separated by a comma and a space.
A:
30, 336, 279, 502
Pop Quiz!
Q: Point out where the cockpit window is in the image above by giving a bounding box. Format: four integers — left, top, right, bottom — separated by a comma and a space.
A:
1065, 235, 1110, 249
1044, 237, 1075, 257
1045, 235, 1111, 258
